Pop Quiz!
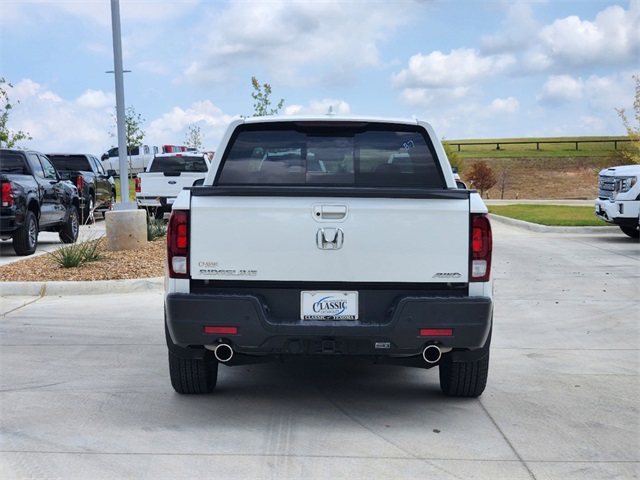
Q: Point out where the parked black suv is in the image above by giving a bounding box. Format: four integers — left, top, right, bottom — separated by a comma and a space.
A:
0, 149, 80, 255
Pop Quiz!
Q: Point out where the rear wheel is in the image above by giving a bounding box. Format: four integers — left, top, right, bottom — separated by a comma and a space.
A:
439, 351, 489, 398
168, 350, 219, 394
619, 225, 639, 239
59, 205, 79, 244
12, 210, 38, 255
82, 195, 95, 225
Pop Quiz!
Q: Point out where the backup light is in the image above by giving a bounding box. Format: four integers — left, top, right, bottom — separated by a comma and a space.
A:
167, 209, 189, 278
470, 214, 492, 282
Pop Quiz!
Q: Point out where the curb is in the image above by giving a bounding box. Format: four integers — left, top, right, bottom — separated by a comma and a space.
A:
489, 214, 621, 234
0, 277, 163, 297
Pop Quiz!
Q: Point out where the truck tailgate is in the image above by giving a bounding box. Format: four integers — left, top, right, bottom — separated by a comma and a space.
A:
189, 195, 470, 283
139, 172, 203, 196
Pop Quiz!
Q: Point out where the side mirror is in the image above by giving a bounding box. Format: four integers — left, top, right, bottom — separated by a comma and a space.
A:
107, 169, 117, 178
192, 178, 205, 186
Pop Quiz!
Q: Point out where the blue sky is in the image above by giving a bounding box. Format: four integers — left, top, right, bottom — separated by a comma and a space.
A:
1, 0, 639, 154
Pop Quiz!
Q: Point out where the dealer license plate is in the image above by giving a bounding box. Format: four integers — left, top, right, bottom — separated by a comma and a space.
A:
301, 291, 358, 320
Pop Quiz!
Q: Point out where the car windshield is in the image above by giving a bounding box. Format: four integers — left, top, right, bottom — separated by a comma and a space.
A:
216, 122, 444, 188
148, 156, 209, 173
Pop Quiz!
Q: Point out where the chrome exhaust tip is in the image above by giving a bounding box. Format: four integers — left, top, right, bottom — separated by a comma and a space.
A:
422, 345, 442, 364
213, 343, 234, 363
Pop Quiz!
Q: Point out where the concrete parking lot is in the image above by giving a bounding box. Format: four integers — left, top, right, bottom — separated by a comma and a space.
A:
0, 220, 638, 479
0, 219, 107, 267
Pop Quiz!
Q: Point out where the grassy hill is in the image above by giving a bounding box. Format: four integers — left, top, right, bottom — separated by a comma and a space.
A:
447, 136, 635, 200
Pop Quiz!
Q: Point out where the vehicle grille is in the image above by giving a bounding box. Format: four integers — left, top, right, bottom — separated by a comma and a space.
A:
598, 175, 615, 200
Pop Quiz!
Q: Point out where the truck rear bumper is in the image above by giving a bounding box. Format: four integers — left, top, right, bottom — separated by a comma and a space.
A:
165, 292, 493, 360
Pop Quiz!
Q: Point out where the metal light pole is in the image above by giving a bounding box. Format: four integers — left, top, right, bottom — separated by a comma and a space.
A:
105, 0, 147, 253
110, 0, 134, 209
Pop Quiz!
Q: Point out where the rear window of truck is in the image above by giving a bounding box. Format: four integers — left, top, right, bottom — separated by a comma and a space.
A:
216, 122, 445, 188
149, 156, 209, 173
47, 155, 91, 171
0, 152, 28, 174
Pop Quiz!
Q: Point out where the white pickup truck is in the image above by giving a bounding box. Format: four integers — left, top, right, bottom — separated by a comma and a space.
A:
101, 145, 160, 177
135, 153, 210, 219
595, 164, 640, 238
164, 116, 494, 397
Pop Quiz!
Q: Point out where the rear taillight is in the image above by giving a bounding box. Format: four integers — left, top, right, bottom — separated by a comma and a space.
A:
470, 213, 492, 282
135, 176, 141, 193
167, 209, 189, 279
1, 182, 14, 207
76, 175, 84, 192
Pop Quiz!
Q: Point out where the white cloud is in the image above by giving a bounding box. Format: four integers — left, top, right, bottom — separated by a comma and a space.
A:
146, 101, 236, 150
0, 0, 200, 28
487, 97, 520, 115
480, 2, 540, 54
76, 90, 115, 109
392, 49, 516, 90
185, 0, 412, 87
426, 96, 521, 139
536, 72, 639, 111
398, 87, 469, 108
7, 80, 113, 153
284, 99, 351, 116
578, 115, 606, 132
538, 4, 639, 68
537, 75, 584, 105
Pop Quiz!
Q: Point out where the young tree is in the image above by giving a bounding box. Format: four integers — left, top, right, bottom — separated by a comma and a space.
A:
467, 161, 496, 198
110, 105, 146, 176
251, 76, 284, 117
615, 75, 640, 164
0, 78, 32, 148
185, 124, 204, 150
497, 160, 511, 199
442, 138, 463, 174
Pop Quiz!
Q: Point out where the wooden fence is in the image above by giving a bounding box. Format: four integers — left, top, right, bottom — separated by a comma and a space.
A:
447, 139, 631, 152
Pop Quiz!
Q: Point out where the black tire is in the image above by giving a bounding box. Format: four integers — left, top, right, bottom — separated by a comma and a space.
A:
82, 194, 95, 225
619, 225, 639, 239
169, 350, 219, 394
12, 210, 38, 256
59, 205, 80, 244
439, 351, 489, 398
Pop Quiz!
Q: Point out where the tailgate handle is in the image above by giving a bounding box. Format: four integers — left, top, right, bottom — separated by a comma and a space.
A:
313, 204, 348, 220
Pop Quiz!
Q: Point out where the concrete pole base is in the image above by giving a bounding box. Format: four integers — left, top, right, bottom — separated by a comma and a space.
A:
105, 208, 147, 251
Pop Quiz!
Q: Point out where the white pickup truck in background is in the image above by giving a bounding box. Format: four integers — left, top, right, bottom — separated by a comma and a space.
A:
595, 164, 640, 238
101, 145, 160, 177
136, 153, 210, 219
164, 116, 494, 397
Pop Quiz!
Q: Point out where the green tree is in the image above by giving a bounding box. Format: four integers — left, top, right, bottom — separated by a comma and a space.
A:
467, 161, 496, 198
185, 124, 204, 150
251, 76, 284, 117
442, 138, 463, 173
0, 78, 32, 148
615, 75, 640, 164
111, 105, 146, 177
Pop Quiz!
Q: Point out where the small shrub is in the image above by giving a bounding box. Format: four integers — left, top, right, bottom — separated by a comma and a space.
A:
48, 236, 107, 268
81, 236, 107, 262
147, 216, 167, 241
